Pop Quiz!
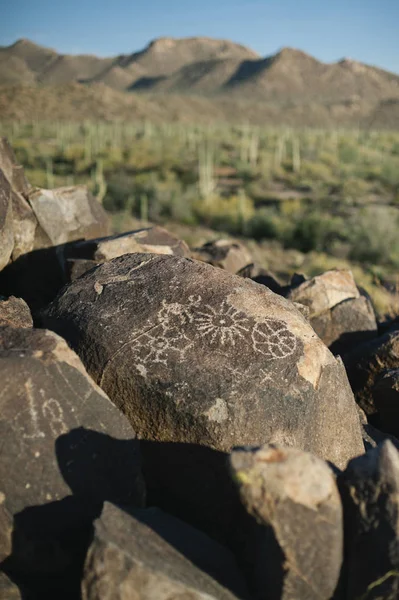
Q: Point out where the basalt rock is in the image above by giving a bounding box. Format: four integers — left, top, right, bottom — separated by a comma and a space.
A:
287, 269, 377, 354
0, 296, 32, 328
338, 441, 399, 600
0, 170, 14, 272
343, 330, 399, 416
0, 326, 144, 598
82, 502, 239, 600
191, 239, 254, 276
28, 185, 109, 246
230, 445, 343, 600
44, 253, 363, 542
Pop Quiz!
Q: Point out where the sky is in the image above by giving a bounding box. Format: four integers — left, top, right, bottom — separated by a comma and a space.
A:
2, 0, 399, 73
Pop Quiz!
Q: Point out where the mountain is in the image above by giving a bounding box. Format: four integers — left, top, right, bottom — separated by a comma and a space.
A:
1, 37, 399, 127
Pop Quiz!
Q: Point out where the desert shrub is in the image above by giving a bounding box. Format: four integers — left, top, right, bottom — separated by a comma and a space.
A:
349, 206, 399, 267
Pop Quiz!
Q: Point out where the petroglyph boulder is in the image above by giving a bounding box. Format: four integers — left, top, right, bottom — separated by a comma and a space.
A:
344, 330, 399, 416
0, 295, 32, 328
82, 502, 239, 600
0, 326, 143, 592
44, 253, 363, 466
191, 239, 253, 276
338, 441, 399, 600
28, 185, 109, 246
67, 226, 190, 263
0, 169, 14, 271
287, 269, 377, 354
230, 445, 343, 600
44, 253, 363, 542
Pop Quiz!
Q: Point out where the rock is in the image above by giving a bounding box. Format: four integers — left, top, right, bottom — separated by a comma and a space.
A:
44, 253, 363, 541
82, 502, 239, 600
191, 239, 254, 276
343, 330, 399, 416
230, 444, 343, 600
66, 258, 99, 282
28, 185, 109, 246
0, 326, 144, 597
0, 170, 14, 272
131, 507, 249, 598
372, 369, 399, 438
338, 441, 399, 600
0, 572, 22, 599
0, 296, 32, 328
66, 226, 191, 262
0, 137, 38, 259
286, 269, 377, 354
251, 267, 287, 295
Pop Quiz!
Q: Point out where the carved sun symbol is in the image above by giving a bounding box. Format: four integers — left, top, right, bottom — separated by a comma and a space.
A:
193, 301, 250, 346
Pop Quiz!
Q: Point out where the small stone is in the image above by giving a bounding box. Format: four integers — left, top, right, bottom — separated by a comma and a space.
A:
0, 296, 33, 328
191, 239, 253, 276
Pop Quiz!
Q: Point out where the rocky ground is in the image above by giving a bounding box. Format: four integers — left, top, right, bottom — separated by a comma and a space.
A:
1, 137, 399, 599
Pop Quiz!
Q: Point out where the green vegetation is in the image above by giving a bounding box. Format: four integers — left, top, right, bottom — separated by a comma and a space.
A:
2, 120, 399, 314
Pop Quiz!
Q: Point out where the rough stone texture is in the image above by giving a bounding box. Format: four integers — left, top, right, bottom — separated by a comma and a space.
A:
0, 137, 39, 259
0, 170, 14, 272
0, 572, 22, 600
338, 441, 399, 600
343, 330, 399, 416
191, 239, 254, 276
0, 326, 144, 597
287, 269, 377, 354
67, 226, 191, 262
66, 258, 100, 282
28, 185, 109, 246
131, 507, 249, 598
0, 296, 33, 328
44, 254, 363, 543
230, 445, 343, 600
82, 502, 239, 600
373, 369, 399, 438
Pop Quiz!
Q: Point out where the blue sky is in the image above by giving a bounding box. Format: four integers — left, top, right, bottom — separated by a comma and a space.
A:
2, 0, 399, 73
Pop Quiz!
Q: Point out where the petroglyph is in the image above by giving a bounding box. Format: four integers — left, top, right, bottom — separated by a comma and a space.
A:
252, 319, 298, 359
192, 301, 250, 347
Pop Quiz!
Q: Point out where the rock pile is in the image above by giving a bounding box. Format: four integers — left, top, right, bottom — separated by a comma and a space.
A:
1, 138, 399, 599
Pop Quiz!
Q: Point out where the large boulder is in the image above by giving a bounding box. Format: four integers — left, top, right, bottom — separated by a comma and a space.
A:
230, 445, 343, 600
191, 239, 254, 276
82, 502, 239, 600
44, 254, 363, 541
343, 330, 399, 416
28, 185, 109, 246
286, 270, 377, 354
0, 326, 144, 597
0, 295, 32, 328
338, 441, 399, 600
0, 169, 14, 272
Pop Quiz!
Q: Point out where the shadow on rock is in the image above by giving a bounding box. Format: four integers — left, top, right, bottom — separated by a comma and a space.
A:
1, 428, 144, 600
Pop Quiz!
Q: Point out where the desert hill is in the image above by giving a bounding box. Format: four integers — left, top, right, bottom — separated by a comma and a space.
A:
1, 37, 398, 126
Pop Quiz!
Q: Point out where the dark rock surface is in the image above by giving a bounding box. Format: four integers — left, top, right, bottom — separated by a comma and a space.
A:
287, 269, 377, 354
82, 502, 239, 600
338, 441, 399, 600
373, 369, 399, 438
0, 326, 144, 597
0, 296, 33, 328
230, 444, 343, 600
343, 330, 399, 416
191, 239, 254, 276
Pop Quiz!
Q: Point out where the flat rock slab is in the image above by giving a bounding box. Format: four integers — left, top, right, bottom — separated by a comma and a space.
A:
343, 330, 399, 416
67, 226, 191, 262
0, 326, 143, 596
82, 502, 239, 600
0, 296, 32, 328
287, 269, 377, 354
230, 445, 343, 600
191, 239, 254, 276
338, 441, 399, 600
28, 185, 109, 246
